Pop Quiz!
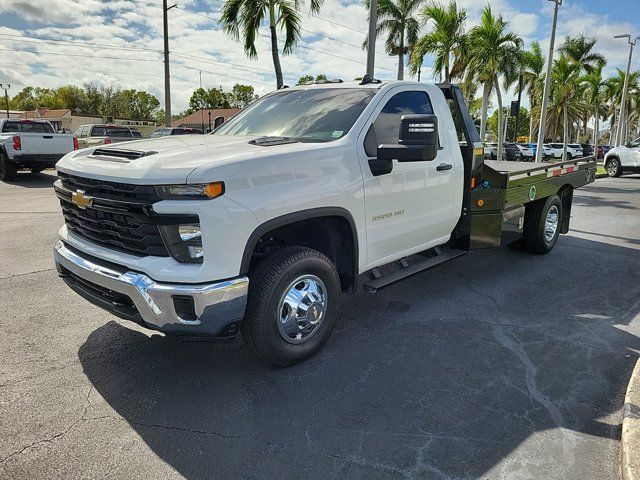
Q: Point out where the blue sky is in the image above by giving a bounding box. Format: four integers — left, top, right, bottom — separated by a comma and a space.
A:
0, 0, 639, 112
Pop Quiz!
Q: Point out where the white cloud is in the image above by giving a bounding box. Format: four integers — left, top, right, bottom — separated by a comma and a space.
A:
0, 0, 638, 116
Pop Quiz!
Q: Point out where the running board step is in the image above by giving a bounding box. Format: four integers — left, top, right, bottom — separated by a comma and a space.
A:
363, 248, 467, 293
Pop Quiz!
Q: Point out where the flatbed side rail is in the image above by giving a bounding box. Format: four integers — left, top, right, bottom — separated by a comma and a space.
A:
472, 156, 596, 213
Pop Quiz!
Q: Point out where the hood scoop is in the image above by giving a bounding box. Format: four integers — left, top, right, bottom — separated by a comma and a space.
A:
249, 136, 297, 146
90, 148, 157, 163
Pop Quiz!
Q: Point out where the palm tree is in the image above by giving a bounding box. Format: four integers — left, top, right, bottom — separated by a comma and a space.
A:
521, 41, 545, 142
559, 35, 606, 142
221, 0, 323, 89
582, 65, 606, 156
559, 35, 606, 74
549, 55, 583, 159
409, 1, 467, 82
467, 5, 522, 159
604, 69, 640, 144
364, 0, 422, 80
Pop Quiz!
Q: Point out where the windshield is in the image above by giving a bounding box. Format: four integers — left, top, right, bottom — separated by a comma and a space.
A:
214, 88, 377, 142
2, 121, 54, 133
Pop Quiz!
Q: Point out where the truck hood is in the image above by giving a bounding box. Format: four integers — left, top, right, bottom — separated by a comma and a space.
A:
56, 134, 303, 184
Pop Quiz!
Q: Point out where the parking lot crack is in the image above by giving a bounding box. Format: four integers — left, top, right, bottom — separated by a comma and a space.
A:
0, 267, 55, 280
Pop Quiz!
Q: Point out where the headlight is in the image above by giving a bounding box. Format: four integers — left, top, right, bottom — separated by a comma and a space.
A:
156, 182, 224, 200
159, 223, 204, 263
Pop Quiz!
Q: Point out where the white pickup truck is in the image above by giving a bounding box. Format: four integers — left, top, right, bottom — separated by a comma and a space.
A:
53, 80, 596, 365
603, 137, 640, 177
0, 119, 77, 181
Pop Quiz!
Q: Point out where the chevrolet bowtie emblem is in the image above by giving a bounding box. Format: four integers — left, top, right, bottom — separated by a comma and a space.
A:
71, 190, 93, 209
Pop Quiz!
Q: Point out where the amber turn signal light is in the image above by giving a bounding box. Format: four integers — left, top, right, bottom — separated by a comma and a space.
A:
204, 182, 225, 199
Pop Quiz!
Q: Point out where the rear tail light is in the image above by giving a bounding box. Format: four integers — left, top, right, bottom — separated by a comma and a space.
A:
104, 138, 112, 145
73, 137, 79, 150
12, 136, 21, 151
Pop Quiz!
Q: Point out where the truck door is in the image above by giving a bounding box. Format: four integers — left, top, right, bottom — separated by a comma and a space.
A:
357, 87, 462, 267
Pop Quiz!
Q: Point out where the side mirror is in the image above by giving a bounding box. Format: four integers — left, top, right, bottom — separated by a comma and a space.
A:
377, 114, 439, 162
213, 116, 225, 129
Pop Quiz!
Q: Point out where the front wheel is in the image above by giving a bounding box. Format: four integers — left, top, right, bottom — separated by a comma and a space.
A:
606, 157, 622, 177
523, 195, 562, 254
242, 246, 342, 366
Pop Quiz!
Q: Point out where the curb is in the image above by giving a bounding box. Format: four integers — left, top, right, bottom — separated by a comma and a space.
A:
621, 357, 640, 480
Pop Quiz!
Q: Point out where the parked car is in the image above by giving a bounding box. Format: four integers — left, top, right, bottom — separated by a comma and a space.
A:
601, 145, 613, 156
567, 144, 584, 157
596, 145, 605, 159
53, 80, 597, 365
580, 143, 594, 157
484, 142, 505, 159
547, 143, 583, 159
515, 143, 534, 161
603, 137, 640, 177
0, 119, 77, 181
503, 143, 523, 161
529, 143, 553, 160
73, 124, 140, 148
149, 127, 204, 138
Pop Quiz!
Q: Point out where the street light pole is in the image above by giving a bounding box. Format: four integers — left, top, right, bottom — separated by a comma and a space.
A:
163, 0, 176, 127
0, 84, 9, 118
366, 0, 378, 77
614, 34, 639, 147
535, 0, 562, 163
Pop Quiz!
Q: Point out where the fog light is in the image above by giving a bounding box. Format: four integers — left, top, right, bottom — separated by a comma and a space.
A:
159, 223, 204, 263
179, 224, 202, 241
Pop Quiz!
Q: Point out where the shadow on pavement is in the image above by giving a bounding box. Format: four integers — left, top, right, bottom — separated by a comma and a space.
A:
5, 171, 57, 189
79, 236, 640, 479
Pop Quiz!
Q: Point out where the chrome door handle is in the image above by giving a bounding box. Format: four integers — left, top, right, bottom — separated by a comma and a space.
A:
436, 163, 453, 171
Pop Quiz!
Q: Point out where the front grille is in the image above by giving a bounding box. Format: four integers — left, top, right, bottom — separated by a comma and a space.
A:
60, 200, 170, 256
58, 172, 160, 202
57, 173, 171, 257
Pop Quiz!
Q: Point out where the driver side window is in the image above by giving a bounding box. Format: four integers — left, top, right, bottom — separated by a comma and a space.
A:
364, 91, 433, 157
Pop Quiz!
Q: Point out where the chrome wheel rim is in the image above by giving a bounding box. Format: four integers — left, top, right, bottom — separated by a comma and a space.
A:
607, 160, 618, 176
277, 275, 327, 344
545, 205, 559, 242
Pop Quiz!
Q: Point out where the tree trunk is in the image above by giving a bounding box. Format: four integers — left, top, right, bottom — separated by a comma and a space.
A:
269, 3, 283, 89
495, 76, 504, 161
397, 29, 404, 81
594, 113, 599, 159
562, 103, 568, 161
444, 53, 450, 83
479, 81, 491, 142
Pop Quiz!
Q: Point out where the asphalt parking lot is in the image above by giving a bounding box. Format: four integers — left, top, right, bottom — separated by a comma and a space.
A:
1, 171, 639, 479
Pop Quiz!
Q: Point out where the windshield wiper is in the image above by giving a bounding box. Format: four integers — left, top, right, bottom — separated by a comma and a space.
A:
248, 136, 299, 146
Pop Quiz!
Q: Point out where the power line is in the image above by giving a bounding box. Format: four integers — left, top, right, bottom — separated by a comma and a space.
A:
0, 34, 161, 53
0, 62, 169, 80
0, 46, 159, 63
171, 6, 393, 71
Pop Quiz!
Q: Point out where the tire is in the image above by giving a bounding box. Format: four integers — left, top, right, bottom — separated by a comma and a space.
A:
242, 246, 342, 366
567, 152, 573, 160
0, 152, 17, 182
605, 157, 622, 178
29, 168, 44, 174
523, 194, 562, 254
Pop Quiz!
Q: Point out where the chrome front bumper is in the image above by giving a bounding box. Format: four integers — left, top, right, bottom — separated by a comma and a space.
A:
54, 241, 249, 336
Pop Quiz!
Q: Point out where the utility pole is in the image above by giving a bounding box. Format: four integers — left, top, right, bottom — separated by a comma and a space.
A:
613, 34, 639, 146
513, 73, 523, 142
163, 0, 176, 126
535, 0, 562, 163
366, 0, 378, 77
0, 84, 9, 118
199, 69, 204, 133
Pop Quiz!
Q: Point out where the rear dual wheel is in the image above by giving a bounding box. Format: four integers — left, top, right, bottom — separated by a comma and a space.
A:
523, 194, 562, 254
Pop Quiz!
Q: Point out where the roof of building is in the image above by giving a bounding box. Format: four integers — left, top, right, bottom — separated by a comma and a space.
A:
173, 108, 240, 127
22, 108, 71, 119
